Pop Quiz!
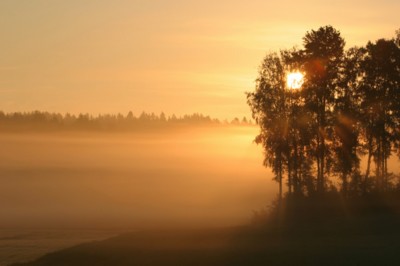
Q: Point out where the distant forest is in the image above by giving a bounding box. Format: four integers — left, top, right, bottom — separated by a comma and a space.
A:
0, 110, 253, 132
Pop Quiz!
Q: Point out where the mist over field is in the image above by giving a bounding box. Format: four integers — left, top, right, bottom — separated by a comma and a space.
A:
0, 126, 275, 230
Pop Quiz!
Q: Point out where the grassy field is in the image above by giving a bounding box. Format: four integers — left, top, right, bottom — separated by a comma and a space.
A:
12, 224, 400, 266
0, 230, 118, 266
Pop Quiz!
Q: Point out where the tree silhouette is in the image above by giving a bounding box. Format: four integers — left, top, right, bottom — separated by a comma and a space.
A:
301, 26, 346, 193
359, 38, 400, 192
248, 26, 400, 199
0, 111, 241, 131
331, 47, 363, 196
247, 52, 288, 199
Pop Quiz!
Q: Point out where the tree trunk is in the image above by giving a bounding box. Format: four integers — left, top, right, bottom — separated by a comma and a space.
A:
288, 160, 292, 194
342, 172, 348, 197
279, 163, 283, 200
321, 134, 325, 192
364, 136, 373, 195
320, 94, 326, 193
293, 137, 299, 194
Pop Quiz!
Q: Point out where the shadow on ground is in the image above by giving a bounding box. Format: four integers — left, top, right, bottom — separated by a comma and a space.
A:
12, 224, 400, 266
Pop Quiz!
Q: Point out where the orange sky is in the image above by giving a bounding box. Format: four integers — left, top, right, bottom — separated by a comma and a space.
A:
1, 0, 399, 119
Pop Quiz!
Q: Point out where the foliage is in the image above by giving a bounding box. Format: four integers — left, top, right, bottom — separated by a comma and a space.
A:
247, 26, 400, 198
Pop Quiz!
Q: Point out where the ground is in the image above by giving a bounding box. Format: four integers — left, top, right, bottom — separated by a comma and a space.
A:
12, 224, 400, 266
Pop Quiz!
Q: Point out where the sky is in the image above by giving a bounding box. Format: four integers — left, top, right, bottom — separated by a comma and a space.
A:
0, 0, 399, 119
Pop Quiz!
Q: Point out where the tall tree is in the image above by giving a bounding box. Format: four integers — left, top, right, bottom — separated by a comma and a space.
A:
248, 47, 315, 198
359, 38, 400, 191
247, 52, 288, 199
301, 26, 345, 193
332, 47, 364, 196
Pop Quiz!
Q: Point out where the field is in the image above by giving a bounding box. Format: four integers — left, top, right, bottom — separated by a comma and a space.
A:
0, 126, 275, 265
12, 225, 400, 266
0, 230, 117, 266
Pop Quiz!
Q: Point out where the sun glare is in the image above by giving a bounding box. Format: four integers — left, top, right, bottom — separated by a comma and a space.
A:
287, 72, 304, 89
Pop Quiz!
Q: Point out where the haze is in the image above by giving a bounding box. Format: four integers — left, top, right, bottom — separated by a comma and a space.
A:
0, 126, 275, 229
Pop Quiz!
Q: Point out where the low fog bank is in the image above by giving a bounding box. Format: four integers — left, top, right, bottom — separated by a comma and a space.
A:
0, 126, 276, 230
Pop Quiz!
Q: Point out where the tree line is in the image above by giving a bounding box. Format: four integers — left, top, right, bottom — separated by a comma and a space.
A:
0, 110, 252, 131
247, 26, 400, 199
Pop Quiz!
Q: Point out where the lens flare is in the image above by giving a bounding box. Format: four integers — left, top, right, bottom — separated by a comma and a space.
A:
287, 72, 304, 89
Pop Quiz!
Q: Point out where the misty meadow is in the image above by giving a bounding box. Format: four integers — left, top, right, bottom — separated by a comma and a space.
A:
0, 116, 271, 265
1, 1, 400, 265
0, 114, 266, 230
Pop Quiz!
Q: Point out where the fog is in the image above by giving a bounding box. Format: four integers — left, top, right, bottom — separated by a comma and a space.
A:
0, 127, 276, 230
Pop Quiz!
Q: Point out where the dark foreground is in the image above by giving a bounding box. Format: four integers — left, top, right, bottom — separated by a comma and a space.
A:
12, 224, 400, 266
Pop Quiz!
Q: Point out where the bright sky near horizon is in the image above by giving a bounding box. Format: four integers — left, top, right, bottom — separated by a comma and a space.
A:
1, 0, 399, 119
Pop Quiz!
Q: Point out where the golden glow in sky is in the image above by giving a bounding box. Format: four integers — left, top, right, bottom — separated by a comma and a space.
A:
0, 0, 399, 119
287, 72, 304, 89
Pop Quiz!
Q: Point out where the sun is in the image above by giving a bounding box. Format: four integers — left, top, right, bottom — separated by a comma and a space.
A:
287, 72, 304, 89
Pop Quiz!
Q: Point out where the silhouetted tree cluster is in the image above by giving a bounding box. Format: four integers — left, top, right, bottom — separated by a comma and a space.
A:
247, 26, 400, 199
0, 110, 252, 131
